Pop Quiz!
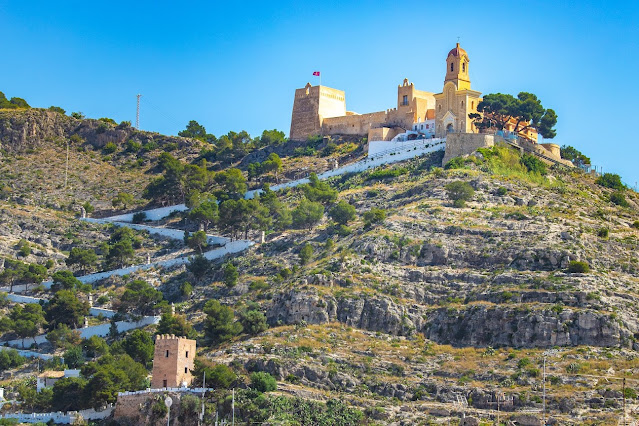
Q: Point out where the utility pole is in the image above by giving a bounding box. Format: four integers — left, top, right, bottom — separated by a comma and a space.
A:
623, 378, 626, 426
543, 355, 546, 426
199, 371, 206, 426
136, 94, 142, 129
64, 140, 69, 189
232, 388, 235, 426
542, 349, 559, 425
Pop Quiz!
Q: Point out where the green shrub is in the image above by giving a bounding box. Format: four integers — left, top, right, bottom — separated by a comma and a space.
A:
444, 157, 465, 170
103, 142, 118, 154
517, 358, 531, 369
505, 212, 528, 220
329, 201, 356, 225
250, 371, 277, 392
223, 263, 239, 287
567, 261, 590, 273
180, 281, 193, 297
0, 348, 26, 370
82, 201, 95, 215
142, 141, 157, 151
497, 186, 508, 196
597, 228, 609, 238
126, 140, 142, 152
520, 154, 547, 175
367, 167, 408, 180
299, 243, 313, 265
17, 239, 31, 257
132, 212, 147, 224
48, 106, 66, 115
632, 220, 639, 229
164, 142, 178, 152
249, 280, 269, 292
445, 181, 475, 207
610, 191, 629, 207
363, 208, 386, 226
321, 142, 337, 157
596, 173, 625, 190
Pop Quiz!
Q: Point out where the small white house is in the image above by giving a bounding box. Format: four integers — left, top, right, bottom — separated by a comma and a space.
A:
36, 369, 80, 392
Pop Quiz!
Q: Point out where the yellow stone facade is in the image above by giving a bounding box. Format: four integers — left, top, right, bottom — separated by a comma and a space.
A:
289, 43, 552, 153
434, 43, 482, 138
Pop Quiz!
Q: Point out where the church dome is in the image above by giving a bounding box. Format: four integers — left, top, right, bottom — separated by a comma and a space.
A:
448, 43, 467, 58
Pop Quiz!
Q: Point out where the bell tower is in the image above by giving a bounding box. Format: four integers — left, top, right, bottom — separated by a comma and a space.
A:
444, 43, 471, 91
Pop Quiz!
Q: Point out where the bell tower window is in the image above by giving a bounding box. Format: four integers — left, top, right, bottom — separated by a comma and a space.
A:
462, 63, 466, 72
450, 62, 454, 72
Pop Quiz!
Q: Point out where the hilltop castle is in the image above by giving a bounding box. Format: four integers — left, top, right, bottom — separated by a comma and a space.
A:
289, 43, 539, 143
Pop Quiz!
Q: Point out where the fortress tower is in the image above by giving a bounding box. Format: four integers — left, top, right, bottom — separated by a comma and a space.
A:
289, 83, 346, 141
434, 43, 482, 137
151, 335, 196, 389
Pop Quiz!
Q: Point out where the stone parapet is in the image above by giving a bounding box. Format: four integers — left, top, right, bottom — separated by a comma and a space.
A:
442, 133, 494, 166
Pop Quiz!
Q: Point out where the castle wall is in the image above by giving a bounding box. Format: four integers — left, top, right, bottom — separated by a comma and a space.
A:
442, 133, 495, 166
322, 111, 387, 136
367, 127, 401, 142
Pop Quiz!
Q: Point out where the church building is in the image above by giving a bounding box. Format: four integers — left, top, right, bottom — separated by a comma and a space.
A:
289, 43, 537, 144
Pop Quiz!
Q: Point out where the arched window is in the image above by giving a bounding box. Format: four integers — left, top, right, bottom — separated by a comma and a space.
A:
450, 62, 454, 72
471, 101, 474, 109
462, 62, 466, 72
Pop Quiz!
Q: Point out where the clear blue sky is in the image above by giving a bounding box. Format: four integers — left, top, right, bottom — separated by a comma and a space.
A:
1, 0, 638, 185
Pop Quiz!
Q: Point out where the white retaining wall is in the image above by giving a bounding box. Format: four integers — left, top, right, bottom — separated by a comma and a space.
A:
119, 387, 214, 397
1, 316, 160, 349
0, 404, 114, 424
367, 138, 444, 158
0, 346, 54, 360
245, 139, 445, 199
95, 204, 188, 223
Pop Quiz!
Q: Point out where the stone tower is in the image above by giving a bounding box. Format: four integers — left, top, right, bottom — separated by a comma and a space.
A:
434, 43, 482, 137
444, 43, 471, 91
289, 83, 346, 141
151, 335, 196, 389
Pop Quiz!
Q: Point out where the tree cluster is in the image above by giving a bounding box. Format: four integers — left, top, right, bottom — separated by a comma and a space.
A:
0, 91, 30, 109
0, 258, 48, 292
178, 120, 286, 165
145, 153, 247, 206
469, 92, 557, 139
560, 145, 591, 168
248, 153, 283, 182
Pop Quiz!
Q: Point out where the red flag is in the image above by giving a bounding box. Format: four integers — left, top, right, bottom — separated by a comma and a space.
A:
312, 71, 320, 76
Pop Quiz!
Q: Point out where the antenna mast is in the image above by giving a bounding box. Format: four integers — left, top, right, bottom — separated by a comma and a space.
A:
136, 94, 142, 129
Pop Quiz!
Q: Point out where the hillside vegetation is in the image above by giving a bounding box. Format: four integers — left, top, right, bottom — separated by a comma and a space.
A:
0, 107, 638, 425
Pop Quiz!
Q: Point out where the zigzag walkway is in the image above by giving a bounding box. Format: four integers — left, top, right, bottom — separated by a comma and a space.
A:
0, 139, 444, 359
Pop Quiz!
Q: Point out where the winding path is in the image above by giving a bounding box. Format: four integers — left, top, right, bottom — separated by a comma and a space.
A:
0, 138, 444, 359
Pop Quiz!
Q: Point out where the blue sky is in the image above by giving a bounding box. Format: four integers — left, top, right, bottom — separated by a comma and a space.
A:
1, 0, 638, 185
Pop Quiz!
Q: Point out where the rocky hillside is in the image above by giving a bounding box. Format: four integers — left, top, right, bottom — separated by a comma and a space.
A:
171, 149, 638, 425
1, 108, 639, 424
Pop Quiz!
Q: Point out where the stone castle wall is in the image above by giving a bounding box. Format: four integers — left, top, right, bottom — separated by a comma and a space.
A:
442, 133, 495, 166
442, 133, 572, 167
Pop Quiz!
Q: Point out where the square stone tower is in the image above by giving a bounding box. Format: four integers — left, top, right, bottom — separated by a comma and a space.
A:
289, 83, 346, 141
151, 334, 196, 389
